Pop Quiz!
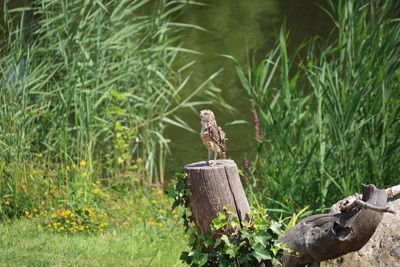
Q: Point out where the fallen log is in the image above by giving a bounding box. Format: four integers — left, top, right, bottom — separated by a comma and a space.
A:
279, 184, 392, 267
322, 194, 400, 266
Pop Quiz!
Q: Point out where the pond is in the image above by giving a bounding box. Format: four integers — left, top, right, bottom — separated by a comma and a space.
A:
165, 0, 334, 176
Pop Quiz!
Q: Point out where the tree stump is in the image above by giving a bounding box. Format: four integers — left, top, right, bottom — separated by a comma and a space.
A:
184, 159, 250, 235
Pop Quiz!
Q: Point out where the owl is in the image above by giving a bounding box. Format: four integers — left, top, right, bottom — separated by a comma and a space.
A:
200, 109, 227, 165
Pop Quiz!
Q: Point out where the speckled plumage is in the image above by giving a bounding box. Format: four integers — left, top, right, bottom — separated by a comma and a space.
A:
200, 109, 227, 163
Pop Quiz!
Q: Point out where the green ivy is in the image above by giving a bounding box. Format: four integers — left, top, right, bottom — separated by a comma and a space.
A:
169, 170, 287, 266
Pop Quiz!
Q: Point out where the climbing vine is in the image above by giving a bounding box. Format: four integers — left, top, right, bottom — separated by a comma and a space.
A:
169, 169, 288, 266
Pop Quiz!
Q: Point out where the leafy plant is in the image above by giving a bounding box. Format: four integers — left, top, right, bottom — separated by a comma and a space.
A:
169, 170, 286, 266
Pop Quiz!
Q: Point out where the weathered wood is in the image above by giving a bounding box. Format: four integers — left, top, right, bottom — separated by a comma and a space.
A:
279, 184, 388, 267
184, 159, 250, 235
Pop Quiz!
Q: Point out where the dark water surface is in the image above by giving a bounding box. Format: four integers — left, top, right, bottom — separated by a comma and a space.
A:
166, 0, 333, 177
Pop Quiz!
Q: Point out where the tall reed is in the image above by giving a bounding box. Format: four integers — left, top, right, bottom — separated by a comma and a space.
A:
232, 0, 400, 214
0, 0, 216, 218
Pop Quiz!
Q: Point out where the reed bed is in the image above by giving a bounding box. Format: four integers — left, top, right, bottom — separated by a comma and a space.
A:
0, 0, 216, 218
233, 0, 400, 214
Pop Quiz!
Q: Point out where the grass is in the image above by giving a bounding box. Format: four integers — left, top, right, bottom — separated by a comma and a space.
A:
0, 185, 188, 267
0, 215, 186, 267
231, 0, 400, 215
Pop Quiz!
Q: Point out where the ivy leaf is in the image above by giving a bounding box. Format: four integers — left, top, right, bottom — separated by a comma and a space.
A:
230, 216, 240, 228
270, 244, 280, 256
254, 235, 269, 248
220, 234, 230, 245
188, 250, 209, 266
225, 248, 236, 258
239, 227, 249, 236
203, 238, 214, 248
180, 252, 190, 264
269, 221, 283, 236
211, 212, 228, 230
251, 243, 272, 263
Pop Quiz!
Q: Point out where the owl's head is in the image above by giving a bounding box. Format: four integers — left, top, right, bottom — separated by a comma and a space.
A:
200, 109, 215, 122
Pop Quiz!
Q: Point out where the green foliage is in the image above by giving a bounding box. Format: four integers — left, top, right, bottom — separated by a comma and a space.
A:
231, 0, 400, 214
0, 0, 219, 219
170, 170, 286, 266
180, 208, 286, 266
169, 169, 192, 231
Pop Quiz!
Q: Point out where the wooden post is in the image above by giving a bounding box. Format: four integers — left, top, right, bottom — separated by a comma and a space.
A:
184, 159, 250, 235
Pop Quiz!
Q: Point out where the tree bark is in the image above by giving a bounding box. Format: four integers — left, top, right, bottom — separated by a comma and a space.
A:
184, 159, 250, 235
279, 184, 388, 267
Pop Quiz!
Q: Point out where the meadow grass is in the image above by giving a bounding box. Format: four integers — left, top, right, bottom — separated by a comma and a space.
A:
0, 185, 187, 267
0, 213, 187, 267
232, 0, 400, 215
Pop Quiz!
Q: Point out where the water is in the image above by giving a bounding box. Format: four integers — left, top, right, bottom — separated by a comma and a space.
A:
165, 0, 333, 176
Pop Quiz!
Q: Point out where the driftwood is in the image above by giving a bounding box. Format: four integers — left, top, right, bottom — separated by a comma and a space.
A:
279, 184, 391, 267
184, 159, 250, 235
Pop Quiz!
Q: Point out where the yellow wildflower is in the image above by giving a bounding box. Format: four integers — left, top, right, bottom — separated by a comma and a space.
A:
4, 201, 10, 205
37, 225, 42, 230
66, 166, 70, 170
41, 201, 45, 205
36, 153, 43, 157
151, 200, 157, 204
51, 213, 57, 218
93, 188, 100, 193
137, 157, 143, 163
156, 190, 163, 195
83, 172, 88, 177
95, 180, 101, 185
80, 160, 86, 167
133, 164, 138, 169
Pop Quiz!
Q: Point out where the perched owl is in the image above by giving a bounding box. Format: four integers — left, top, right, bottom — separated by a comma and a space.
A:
200, 109, 227, 165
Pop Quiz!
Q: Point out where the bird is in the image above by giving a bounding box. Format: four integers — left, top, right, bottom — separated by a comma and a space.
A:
200, 109, 227, 165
